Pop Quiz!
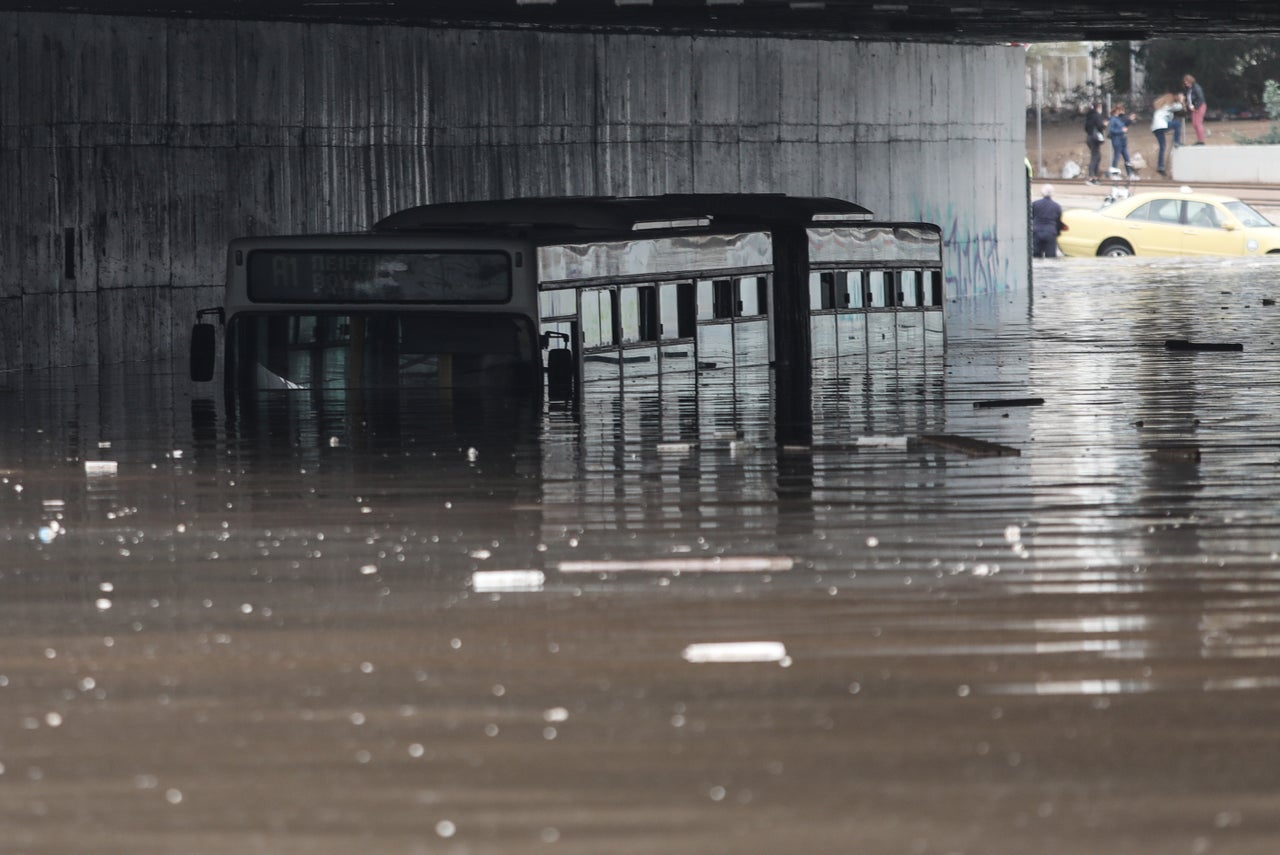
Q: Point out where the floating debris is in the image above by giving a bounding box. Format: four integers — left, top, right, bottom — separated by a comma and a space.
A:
682, 641, 789, 664
471, 569, 545, 592
84, 461, 118, 476
1164, 339, 1243, 352
919, 434, 1021, 458
855, 435, 911, 449
558, 556, 793, 574
974, 397, 1044, 409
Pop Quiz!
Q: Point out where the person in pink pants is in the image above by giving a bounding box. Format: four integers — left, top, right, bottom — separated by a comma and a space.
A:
1183, 74, 1208, 145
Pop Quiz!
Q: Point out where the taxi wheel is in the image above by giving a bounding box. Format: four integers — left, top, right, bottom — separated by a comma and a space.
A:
1099, 239, 1133, 257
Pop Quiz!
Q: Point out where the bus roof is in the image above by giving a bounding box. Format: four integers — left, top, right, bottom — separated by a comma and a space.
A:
373, 194, 874, 238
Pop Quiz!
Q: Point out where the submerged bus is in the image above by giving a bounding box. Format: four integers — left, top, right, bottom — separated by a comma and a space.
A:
190, 194, 945, 401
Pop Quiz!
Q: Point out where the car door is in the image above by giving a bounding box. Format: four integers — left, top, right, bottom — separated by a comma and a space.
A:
1179, 201, 1245, 255
1134, 197, 1187, 255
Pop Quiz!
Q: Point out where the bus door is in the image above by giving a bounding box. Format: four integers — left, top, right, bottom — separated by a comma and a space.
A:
657, 282, 697, 394
618, 285, 661, 393
923, 269, 946, 360
733, 275, 771, 369
895, 269, 925, 362
810, 269, 869, 369
578, 287, 621, 393
865, 269, 899, 363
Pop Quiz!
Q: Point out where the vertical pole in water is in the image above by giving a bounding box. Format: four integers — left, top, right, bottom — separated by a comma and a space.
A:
770, 226, 812, 448
1036, 59, 1044, 179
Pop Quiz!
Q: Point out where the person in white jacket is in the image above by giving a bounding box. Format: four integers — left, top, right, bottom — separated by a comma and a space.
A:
1151, 93, 1177, 177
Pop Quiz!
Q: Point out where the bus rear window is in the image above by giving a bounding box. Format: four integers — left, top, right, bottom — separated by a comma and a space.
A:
247, 250, 511, 303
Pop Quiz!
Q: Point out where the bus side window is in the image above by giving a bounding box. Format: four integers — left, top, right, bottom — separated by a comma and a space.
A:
900, 270, 919, 307
844, 271, 865, 309
866, 271, 885, 307
929, 270, 944, 306
621, 285, 659, 344
809, 271, 837, 310
540, 289, 575, 321
581, 288, 616, 349
677, 283, 697, 337
696, 279, 716, 321
697, 279, 735, 321
738, 276, 766, 317
660, 282, 695, 340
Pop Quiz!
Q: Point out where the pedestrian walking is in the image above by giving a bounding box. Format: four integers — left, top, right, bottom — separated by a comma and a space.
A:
1108, 105, 1137, 178
1151, 94, 1176, 176
1030, 184, 1065, 259
1084, 103, 1107, 184
1184, 74, 1208, 145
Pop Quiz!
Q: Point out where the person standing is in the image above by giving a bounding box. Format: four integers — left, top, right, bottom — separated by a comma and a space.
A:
1169, 92, 1186, 147
1030, 184, 1064, 259
1151, 94, 1175, 176
1084, 103, 1107, 184
1108, 105, 1137, 177
1184, 74, 1208, 145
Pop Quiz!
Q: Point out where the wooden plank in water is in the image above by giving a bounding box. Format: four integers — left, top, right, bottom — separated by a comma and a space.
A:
974, 397, 1044, 409
1164, 339, 1243, 352
919, 434, 1021, 458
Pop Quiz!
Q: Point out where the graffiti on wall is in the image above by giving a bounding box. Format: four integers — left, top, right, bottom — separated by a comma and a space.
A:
914, 200, 1024, 299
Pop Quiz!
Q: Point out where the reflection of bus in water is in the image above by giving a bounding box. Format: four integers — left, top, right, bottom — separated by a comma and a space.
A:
190, 194, 945, 400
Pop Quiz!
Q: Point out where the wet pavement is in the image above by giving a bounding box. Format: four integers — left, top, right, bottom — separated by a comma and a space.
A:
4, 256, 1280, 854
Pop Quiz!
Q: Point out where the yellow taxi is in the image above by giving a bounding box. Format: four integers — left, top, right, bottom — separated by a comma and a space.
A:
1058, 189, 1280, 257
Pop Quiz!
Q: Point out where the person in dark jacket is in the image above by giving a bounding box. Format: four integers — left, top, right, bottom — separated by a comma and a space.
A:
1108, 105, 1137, 178
1084, 103, 1107, 184
1030, 184, 1064, 258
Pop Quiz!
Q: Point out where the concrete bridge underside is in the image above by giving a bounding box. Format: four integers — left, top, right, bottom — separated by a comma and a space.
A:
0, 12, 1025, 370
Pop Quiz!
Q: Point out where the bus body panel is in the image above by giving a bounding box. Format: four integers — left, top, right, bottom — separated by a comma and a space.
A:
193, 197, 947, 403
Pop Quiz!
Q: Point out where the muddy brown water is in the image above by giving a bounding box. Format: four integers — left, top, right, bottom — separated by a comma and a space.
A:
3, 256, 1280, 854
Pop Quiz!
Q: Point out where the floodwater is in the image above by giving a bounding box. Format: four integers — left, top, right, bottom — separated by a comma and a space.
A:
4, 257, 1280, 854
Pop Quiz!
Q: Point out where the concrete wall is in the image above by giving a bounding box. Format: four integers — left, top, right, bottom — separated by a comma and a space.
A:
0, 12, 1027, 371
1172, 144, 1280, 184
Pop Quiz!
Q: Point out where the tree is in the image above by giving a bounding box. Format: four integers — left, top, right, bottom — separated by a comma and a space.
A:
1100, 38, 1280, 113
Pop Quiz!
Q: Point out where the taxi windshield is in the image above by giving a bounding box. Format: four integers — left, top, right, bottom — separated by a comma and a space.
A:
1224, 201, 1274, 228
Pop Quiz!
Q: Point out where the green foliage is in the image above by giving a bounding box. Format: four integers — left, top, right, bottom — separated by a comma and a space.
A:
1237, 80, 1280, 144
1099, 38, 1280, 113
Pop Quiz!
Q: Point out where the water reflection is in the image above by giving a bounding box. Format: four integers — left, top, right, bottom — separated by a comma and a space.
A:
4, 258, 1280, 850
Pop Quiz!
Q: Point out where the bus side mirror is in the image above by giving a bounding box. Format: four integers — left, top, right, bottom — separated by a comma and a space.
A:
190, 307, 224, 382
190, 323, 217, 382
